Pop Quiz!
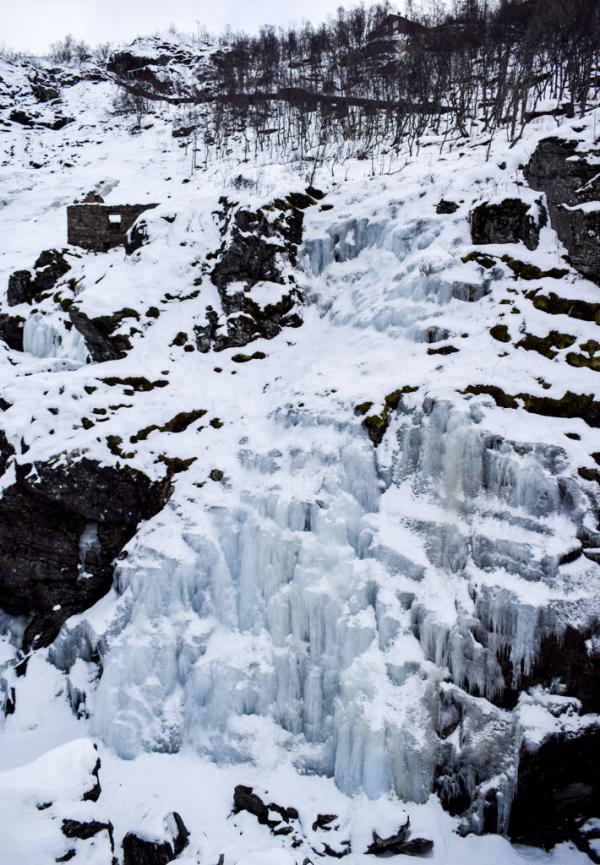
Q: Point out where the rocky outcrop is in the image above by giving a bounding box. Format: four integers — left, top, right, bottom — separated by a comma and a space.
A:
0, 313, 24, 350
69, 308, 137, 361
525, 137, 600, 282
194, 192, 319, 352
470, 198, 544, 250
0, 453, 171, 648
122, 812, 189, 865
509, 728, 600, 854
7, 249, 71, 306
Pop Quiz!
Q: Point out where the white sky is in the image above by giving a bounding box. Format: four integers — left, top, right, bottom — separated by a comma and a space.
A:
1, 0, 405, 54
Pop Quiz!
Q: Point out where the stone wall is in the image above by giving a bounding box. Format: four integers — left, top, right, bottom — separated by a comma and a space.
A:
67, 203, 157, 252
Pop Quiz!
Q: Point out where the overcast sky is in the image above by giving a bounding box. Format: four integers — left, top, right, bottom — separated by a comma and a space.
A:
1, 0, 406, 54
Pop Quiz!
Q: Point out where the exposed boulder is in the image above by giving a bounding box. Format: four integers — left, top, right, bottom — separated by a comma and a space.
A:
470, 198, 544, 250
122, 812, 189, 865
0, 456, 171, 648
525, 137, 600, 283
233, 785, 271, 825
436, 199, 459, 214
62, 818, 114, 844
7, 249, 71, 306
0, 313, 24, 350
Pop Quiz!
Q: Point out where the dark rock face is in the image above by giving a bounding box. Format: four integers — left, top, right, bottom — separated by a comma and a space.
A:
194, 194, 314, 353
525, 137, 600, 283
69, 308, 136, 361
513, 625, 600, 714
509, 728, 600, 853
7, 249, 71, 306
470, 198, 544, 250
0, 454, 171, 648
108, 50, 174, 96
122, 812, 189, 865
0, 313, 24, 350
29, 73, 60, 103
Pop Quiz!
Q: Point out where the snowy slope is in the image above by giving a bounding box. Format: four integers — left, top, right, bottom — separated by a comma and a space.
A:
0, 38, 599, 865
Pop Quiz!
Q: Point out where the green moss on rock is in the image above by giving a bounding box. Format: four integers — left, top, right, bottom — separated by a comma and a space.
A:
362, 387, 418, 445
526, 290, 600, 323
131, 409, 207, 443
516, 331, 576, 358
501, 255, 568, 280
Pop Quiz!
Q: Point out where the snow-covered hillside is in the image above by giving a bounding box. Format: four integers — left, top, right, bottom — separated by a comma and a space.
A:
0, 27, 599, 865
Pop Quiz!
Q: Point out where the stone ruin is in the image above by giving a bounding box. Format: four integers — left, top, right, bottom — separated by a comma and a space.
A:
67, 192, 158, 252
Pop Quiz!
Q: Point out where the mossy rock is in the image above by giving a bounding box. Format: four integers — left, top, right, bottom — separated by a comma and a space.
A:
157, 454, 197, 475
355, 401, 373, 416
526, 290, 600, 323
461, 250, 496, 270
362, 386, 418, 445
107, 435, 135, 459
501, 255, 568, 281
466, 385, 600, 427
131, 409, 207, 443
490, 324, 511, 343
463, 385, 519, 409
210, 417, 224, 429
516, 331, 576, 359
566, 353, 600, 371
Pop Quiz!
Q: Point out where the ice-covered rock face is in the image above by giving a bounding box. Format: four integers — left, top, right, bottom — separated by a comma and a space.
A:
52, 387, 596, 825
381, 398, 594, 701
22, 312, 89, 363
